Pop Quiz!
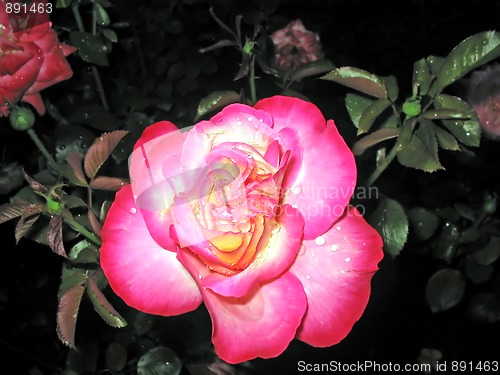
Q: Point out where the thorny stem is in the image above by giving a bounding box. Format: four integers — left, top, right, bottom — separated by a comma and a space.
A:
71, 6, 109, 110
26, 128, 64, 176
64, 211, 102, 247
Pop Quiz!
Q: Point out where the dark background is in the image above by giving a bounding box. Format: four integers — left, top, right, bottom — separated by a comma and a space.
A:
1, 0, 500, 374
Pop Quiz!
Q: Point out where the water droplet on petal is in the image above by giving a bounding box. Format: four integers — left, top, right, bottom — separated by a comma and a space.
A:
197, 273, 203, 280
236, 121, 242, 126
292, 204, 298, 209
298, 246, 306, 255
306, 275, 311, 280
314, 235, 326, 246
340, 270, 345, 274
330, 244, 338, 252
247, 116, 253, 122
292, 186, 302, 195
129, 207, 137, 214
344, 257, 351, 263
336, 225, 342, 231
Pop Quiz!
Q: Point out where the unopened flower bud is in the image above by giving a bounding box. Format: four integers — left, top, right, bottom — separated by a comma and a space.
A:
9, 105, 35, 131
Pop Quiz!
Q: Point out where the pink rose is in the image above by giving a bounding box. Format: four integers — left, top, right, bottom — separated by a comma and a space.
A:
0, 0, 76, 117
100, 96, 383, 363
270, 19, 324, 73
472, 95, 500, 139
468, 64, 500, 139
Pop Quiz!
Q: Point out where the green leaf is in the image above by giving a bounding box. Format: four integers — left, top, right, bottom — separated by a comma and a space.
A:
70, 104, 121, 131
59, 264, 88, 298
89, 176, 128, 191
102, 29, 118, 43
426, 55, 444, 76
87, 277, 127, 328
473, 236, 500, 266
434, 94, 481, 147
397, 123, 443, 172
432, 123, 460, 151
421, 109, 470, 120
321, 67, 388, 99
381, 75, 399, 101
408, 207, 439, 241
105, 343, 127, 372
352, 128, 400, 156
56, 0, 72, 8
94, 3, 110, 26
57, 284, 85, 348
434, 221, 460, 263
429, 31, 500, 96
68, 240, 98, 264
454, 202, 475, 221
413, 58, 433, 96
195, 91, 240, 121
426, 269, 466, 313
345, 93, 374, 128
137, 347, 182, 375
290, 59, 335, 82
396, 118, 416, 151
84, 131, 129, 179
357, 98, 391, 135
69, 31, 109, 66
370, 196, 408, 258
198, 39, 238, 54
464, 256, 493, 284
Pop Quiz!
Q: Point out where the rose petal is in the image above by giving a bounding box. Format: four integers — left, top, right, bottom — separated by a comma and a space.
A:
178, 248, 307, 364
255, 96, 356, 238
290, 206, 383, 346
100, 185, 202, 316
201, 205, 305, 297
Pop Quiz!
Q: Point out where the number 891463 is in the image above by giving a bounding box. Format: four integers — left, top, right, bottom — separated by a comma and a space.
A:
5, 1, 53, 14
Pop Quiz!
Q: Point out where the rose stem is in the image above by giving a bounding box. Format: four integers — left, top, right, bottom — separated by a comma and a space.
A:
26, 128, 64, 176
71, 5, 109, 111
63, 211, 102, 246
249, 55, 257, 104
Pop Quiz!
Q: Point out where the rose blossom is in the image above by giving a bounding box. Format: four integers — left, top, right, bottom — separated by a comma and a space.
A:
270, 19, 324, 73
100, 95, 383, 364
468, 64, 500, 139
0, 0, 76, 117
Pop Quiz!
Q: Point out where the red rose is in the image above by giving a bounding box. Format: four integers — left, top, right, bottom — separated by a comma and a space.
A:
270, 19, 324, 73
0, 0, 76, 117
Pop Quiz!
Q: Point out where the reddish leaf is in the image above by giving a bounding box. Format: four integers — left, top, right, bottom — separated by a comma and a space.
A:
66, 152, 88, 186
84, 131, 128, 179
57, 284, 85, 348
89, 176, 128, 191
48, 215, 67, 258
88, 209, 102, 236
15, 214, 40, 243
22, 170, 50, 194
87, 276, 127, 328
0, 201, 30, 224
15, 203, 46, 243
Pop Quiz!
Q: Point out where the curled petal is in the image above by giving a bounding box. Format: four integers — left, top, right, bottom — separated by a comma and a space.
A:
100, 185, 202, 316
290, 206, 383, 346
201, 205, 305, 297
178, 248, 307, 364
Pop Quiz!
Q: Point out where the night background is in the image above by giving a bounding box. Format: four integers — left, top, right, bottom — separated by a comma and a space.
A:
1, 0, 500, 374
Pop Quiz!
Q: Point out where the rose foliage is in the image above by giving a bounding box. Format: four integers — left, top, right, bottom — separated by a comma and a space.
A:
0, 0, 75, 116
100, 95, 383, 363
